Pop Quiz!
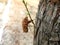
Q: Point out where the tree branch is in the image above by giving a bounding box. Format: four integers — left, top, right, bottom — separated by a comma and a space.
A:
22, 0, 35, 26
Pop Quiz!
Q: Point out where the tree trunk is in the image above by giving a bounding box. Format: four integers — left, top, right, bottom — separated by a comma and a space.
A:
34, 0, 60, 45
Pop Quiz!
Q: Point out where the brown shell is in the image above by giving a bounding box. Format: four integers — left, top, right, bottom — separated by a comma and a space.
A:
22, 17, 29, 32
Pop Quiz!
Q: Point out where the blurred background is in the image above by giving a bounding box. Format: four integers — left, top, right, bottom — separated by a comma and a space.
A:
0, 0, 39, 45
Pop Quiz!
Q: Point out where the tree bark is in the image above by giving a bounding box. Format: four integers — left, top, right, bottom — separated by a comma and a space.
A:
34, 0, 60, 45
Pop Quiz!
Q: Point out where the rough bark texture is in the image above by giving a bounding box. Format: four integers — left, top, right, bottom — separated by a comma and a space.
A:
34, 0, 60, 45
